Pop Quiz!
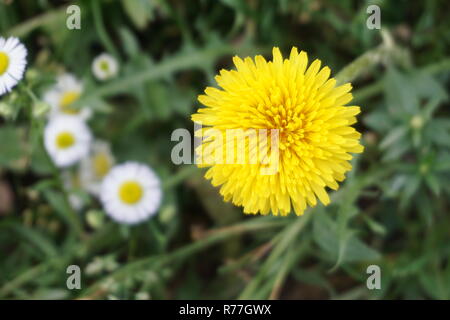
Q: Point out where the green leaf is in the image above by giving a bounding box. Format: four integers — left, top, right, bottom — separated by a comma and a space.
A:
364, 107, 394, 133
364, 216, 387, 235
121, 0, 155, 30
384, 68, 419, 116
343, 234, 381, 262
219, 0, 252, 15
146, 81, 171, 120
119, 27, 140, 58
42, 189, 73, 225
424, 174, 440, 196
435, 152, 450, 172
30, 144, 53, 175
382, 140, 410, 162
292, 268, 334, 295
0, 126, 25, 168
426, 119, 450, 147
313, 210, 339, 257
423, 98, 442, 121
380, 126, 408, 150
417, 193, 433, 226
411, 71, 448, 102
399, 174, 421, 209
313, 211, 380, 266
10, 225, 58, 258
387, 174, 408, 196
419, 272, 449, 299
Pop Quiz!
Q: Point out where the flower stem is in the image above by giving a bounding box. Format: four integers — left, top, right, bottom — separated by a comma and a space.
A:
26, 84, 86, 240
91, 1, 120, 60
335, 44, 388, 85
79, 216, 289, 298
334, 29, 399, 85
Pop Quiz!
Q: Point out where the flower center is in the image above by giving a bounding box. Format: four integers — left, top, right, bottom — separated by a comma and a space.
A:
119, 181, 143, 204
0, 52, 9, 75
93, 153, 111, 178
56, 132, 76, 149
100, 60, 109, 72
59, 91, 81, 114
263, 102, 308, 150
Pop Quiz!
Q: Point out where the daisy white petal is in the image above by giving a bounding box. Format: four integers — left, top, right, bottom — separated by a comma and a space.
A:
43, 73, 92, 120
92, 53, 119, 81
100, 162, 162, 225
44, 116, 92, 168
0, 37, 27, 96
61, 171, 84, 211
79, 140, 115, 196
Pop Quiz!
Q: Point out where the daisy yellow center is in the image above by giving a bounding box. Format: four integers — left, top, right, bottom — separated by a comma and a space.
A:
0, 52, 9, 75
59, 91, 81, 114
99, 60, 109, 72
119, 181, 143, 204
92, 153, 111, 178
56, 132, 75, 149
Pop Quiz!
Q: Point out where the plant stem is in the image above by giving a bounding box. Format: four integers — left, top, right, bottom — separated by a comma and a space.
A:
6, 8, 66, 37
38, 123, 85, 239
352, 57, 450, 104
162, 165, 200, 190
24, 84, 85, 239
269, 238, 309, 300
91, 1, 120, 59
74, 45, 265, 106
238, 213, 312, 299
79, 216, 289, 297
335, 44, 388, 85
0, 264, 49, 297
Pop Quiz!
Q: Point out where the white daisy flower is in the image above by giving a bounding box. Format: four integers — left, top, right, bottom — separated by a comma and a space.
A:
80, 140, 115, 196
44, 115, 92, 168
43, 74, 92, 120
0, 37, 27, 96
92, 53, 119, 81
100, 162, 162, 225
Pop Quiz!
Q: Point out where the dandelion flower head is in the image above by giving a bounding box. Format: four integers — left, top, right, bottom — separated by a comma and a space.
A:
192, 47, 364, 216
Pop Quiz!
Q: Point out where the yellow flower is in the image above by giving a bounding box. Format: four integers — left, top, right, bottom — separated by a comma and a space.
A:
191, 47, 364, 216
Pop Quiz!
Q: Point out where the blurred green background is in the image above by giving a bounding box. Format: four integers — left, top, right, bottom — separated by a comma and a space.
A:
0, 0, 450, 299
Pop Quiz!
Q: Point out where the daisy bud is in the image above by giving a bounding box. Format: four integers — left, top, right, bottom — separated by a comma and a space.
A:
86, 209, 105, 229
92, 53, 119, 81
32, 101, 51, 118
25, 68, 38, 82
0, 102, 13, 118
43, 73, 92, 120
410, 115, 424, 129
